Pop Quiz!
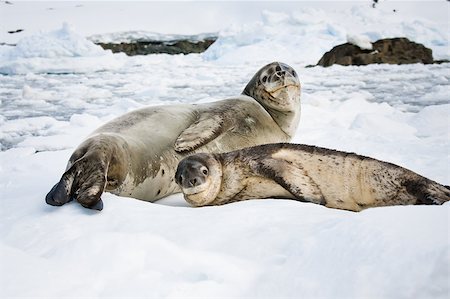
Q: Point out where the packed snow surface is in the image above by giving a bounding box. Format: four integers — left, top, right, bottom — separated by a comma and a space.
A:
0, 2, 449, 299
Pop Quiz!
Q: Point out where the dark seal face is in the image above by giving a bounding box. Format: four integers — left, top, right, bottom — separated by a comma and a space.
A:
175, 153, 223, 206
242, 62, 301, 112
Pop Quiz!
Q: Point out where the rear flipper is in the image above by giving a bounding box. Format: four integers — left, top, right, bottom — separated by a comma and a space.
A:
427, 183, 450, 205
406, 179, 450, 205
45, 155, 106, 211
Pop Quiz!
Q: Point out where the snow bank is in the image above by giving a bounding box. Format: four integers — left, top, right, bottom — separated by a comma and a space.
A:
204, 5, 449, 64
0, 24, 126, 75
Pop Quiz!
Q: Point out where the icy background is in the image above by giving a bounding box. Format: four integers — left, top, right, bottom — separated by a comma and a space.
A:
0, 1, 449, 298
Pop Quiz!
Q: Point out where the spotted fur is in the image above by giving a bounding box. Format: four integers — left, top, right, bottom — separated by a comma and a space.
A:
176, 143, 450, 211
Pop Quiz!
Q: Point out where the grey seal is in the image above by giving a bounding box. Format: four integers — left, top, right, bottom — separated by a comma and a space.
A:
46, 62, 301, 210
175, 143, 450, 211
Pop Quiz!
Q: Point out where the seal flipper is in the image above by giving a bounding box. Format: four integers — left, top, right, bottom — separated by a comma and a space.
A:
407, 179, 450, 205
46, 154, 107, 210
174, 113, 226, 153
45, 166, 78, 207
46, 142, 92, 207
45, 181, 73, 206
70, 156, 107, 210
80, 198, 104, 211
254, 157, 326, 205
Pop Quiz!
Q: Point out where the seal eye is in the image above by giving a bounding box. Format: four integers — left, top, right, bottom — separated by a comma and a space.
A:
276, 65, 282, 72
262, 76, 268, 83
202, 169, 208, 175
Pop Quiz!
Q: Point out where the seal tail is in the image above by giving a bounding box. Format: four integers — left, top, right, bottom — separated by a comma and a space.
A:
408, 179, 450, 205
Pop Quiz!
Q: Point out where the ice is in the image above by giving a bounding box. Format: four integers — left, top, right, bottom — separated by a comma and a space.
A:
11, 23, 106, 58
0, 2, 449, 298
0, 24, 126, 75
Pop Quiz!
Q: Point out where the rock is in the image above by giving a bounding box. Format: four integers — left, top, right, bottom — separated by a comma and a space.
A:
317, 37, 434, 67
7, 29, 24, 34
96, 38, 217, 56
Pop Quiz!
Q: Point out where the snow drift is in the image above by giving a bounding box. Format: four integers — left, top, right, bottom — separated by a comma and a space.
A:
0, 23, 126, 75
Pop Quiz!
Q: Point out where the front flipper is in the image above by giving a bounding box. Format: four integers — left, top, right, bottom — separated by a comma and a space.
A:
46, 180, 74, 207
46, 155, 106, 211
254, 158, 326, 205
174, 113, 227, 153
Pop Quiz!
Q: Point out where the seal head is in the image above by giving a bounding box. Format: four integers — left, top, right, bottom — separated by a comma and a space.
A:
242, 62, 301, 136
175, 153, 222, 206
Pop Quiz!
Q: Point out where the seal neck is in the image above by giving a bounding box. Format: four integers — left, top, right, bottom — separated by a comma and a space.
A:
265, 106, 301, 138
242, 83, 300, 139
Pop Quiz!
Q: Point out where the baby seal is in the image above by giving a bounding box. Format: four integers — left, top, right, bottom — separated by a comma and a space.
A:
46, 62, 301, 210
175, 143, 450, 211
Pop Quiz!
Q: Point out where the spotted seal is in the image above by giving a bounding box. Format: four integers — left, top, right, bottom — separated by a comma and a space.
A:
46, 62, 301, 210
175, 143, 450, 211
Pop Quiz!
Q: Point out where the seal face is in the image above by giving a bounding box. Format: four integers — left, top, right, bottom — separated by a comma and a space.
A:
46, 62, 302, 210
243, 62, 301, 137
175, 153, 222, 206
175, 143, 450, 211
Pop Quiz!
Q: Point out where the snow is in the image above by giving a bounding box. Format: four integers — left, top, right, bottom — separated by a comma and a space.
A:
0, 23, 126, 75
347, 33, 373, 50
1, 2, 449, 298
88, 31, 217, 44
203, 5, 449, 65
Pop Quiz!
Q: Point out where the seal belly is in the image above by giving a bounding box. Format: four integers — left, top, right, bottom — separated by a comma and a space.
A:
93, 105, 196, 201
116, 151, 182, 202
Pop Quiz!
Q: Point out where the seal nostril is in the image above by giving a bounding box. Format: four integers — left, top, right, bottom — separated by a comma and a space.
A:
190, 178, 197, 186
275, 70, 285, 78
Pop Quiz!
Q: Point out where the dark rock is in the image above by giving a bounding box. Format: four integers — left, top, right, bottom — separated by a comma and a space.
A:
7, 29, 23, 34
433, 59, 450, 64
317, 37, 434, 67
96, 38, 217, 56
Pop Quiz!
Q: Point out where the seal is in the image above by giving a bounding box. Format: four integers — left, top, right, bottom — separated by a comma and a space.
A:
45, 62, 301, 210
175, 143, 450, 211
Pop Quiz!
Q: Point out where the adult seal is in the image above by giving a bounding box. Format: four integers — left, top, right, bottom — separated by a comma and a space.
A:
46, 62, 301, 210
175, 143, 450, 211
